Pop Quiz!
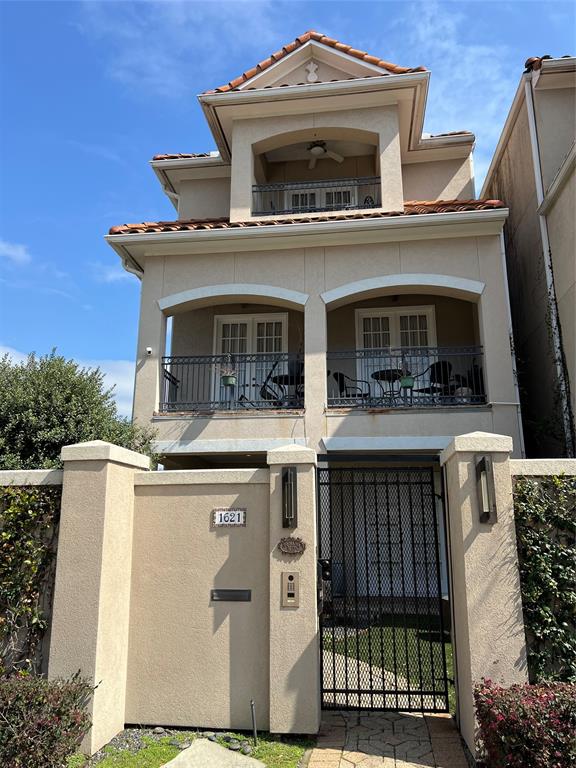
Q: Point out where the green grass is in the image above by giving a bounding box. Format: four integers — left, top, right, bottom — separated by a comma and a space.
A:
324, 619, 455, 712
217, 733, 314, 768
67, 732, 313, 768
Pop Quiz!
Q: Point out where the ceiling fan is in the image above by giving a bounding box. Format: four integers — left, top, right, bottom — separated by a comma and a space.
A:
306, 141, 344, 170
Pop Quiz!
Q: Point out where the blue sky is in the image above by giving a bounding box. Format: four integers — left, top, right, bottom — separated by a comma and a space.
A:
1, 0, 574, 415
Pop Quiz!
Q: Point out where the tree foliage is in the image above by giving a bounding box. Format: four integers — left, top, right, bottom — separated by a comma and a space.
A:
0, 352, 155, 469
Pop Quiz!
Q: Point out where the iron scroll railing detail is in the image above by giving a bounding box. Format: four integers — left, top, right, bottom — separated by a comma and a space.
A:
327, 346, 486, 408
252, 176, 381, 216
161, 352, 304, 412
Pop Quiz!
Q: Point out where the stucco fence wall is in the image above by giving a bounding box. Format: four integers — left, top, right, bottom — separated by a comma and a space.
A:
2, 439, 574, 759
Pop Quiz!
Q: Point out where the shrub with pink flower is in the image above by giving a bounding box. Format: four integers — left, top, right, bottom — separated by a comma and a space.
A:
474, 679, 576, 768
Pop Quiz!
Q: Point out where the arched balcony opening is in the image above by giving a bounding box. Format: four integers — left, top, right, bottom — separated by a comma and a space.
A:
251, 127, 381, 217
325, 289, 485, 410
158, 286, 306, 413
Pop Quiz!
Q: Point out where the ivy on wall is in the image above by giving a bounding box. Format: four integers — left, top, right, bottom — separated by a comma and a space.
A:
0, 485, 61, 675
514, 475, 576, 683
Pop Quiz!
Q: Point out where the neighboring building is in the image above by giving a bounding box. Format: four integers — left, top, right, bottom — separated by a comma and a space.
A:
107, 30, 523, 470
482, 55, 576, 458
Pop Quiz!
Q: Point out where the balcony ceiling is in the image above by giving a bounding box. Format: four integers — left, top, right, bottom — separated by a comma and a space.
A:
264, 139, 375, 163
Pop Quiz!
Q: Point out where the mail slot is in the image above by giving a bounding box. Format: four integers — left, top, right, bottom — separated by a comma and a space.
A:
211, 589, 252, 602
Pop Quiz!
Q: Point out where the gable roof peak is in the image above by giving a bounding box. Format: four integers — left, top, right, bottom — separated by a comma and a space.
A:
204, 31, 427, 94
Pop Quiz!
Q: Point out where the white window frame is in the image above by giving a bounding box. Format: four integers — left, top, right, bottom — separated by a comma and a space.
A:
355, 306, 437, 351
284, 185, 358, 213
213, 313, 289, 356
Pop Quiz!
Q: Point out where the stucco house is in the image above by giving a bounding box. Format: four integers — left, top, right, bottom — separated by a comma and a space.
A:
107, 30, 523, 468
93, 31, 528, 755
482, 54, 576, 459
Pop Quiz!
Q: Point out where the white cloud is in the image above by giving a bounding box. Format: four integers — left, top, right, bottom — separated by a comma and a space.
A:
90, 261, 133, 283
0, 239, 32, 265
384, 1, 518, 191
67, 139, 125, 165
0, 345, 134, 417
77, 0, 281, 99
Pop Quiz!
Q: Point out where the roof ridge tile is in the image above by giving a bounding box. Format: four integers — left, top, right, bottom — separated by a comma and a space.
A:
204, 30, 426, 93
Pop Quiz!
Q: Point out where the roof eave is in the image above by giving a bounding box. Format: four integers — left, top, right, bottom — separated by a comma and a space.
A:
106, 208, 509, 268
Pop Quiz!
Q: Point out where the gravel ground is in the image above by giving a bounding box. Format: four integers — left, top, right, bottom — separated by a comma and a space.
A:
85, 727, 196, 765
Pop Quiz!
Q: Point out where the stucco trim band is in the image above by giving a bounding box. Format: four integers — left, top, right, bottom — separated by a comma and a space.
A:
153, 438, 308, 454
321, 436, 452, 452
158, 284, 309, 312
135, 468, 269, 485
510, 459, 576, 476
321, 274, 485, 306
0, 469, 64, 486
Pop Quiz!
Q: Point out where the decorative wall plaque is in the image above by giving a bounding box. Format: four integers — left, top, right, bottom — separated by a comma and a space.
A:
277, 536, 306, 555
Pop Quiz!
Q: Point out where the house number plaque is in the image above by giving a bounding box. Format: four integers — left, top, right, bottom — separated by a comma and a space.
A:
212, 508, 246, 527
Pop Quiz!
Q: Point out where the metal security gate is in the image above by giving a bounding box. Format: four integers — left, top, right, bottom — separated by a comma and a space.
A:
317, 466, 449, 712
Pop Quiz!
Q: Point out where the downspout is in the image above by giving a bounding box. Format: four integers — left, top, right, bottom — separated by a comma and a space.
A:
524, 75, 575, 455
499, 231, 526, 457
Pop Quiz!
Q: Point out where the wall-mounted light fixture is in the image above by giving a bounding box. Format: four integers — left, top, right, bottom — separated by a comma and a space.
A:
475, 454, 497, 524
282, 466, 298, 528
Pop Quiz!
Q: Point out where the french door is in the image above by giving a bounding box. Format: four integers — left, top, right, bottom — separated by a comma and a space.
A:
355, 307, 436, 398
213, 314, 288, 402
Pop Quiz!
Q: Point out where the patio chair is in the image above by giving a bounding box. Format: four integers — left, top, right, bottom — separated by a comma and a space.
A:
412, 360, 454, 401
330, 371, 372, 404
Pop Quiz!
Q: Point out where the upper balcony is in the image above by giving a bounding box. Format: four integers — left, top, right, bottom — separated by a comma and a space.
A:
248, 133, 386, 219
252, 176, 381, 217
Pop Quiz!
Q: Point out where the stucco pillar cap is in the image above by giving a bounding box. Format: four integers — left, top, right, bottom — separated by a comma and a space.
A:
440, 431, 513, 465
60, 440, 150, 470
267, 444, 317, 466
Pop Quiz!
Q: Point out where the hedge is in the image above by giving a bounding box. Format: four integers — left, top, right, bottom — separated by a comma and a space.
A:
0, 672, 92, 768
475, 679, 576, 768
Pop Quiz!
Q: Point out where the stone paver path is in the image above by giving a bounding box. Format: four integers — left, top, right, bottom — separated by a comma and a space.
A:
308, 711, 468, 768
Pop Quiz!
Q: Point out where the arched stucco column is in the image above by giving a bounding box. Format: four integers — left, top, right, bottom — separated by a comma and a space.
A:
132, 257, 167, 424
304, 249, 327, 452
440, 431, 527, 757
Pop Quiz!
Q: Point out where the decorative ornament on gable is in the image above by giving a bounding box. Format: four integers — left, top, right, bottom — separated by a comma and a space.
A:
305, 61, 319, 83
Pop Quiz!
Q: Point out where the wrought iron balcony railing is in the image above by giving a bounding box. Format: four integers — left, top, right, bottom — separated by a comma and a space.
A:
252, 176, 381, 216
327, 346, 486, 408
160, 352, 304, 412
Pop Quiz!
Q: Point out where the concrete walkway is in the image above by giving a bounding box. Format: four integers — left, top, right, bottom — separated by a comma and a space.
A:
162, 739, 265, 767
308, 711, 468, 768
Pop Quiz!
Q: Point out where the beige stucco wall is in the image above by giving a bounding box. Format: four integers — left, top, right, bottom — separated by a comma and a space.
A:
126, 473, 271, 729
178, 177, 231, 220
133, 232, 522, 458
48, 444, 148, 754
441, 433, 528, 755
264, 154, 377, 184
484, 100, 562, 456
534, 85, 576, 190
402, 157, 475, 202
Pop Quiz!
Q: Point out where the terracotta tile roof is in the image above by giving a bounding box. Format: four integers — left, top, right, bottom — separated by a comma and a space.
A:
109, 199, 505, 236
524, 54, 573, 72
205, 30, 426, 94
152, 152, 216, 161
